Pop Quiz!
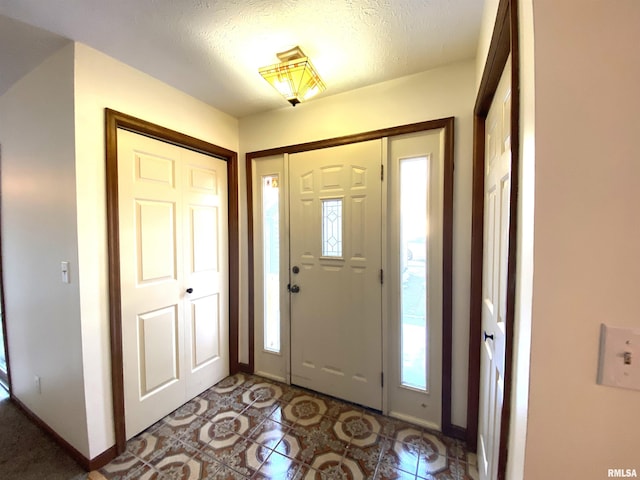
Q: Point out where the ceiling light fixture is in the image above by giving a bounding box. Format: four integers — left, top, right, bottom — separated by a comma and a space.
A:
259, 46, 326, 107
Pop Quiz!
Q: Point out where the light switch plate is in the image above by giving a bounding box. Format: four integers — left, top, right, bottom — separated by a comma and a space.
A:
61, 261, 70, 284
597, 324, 640, 391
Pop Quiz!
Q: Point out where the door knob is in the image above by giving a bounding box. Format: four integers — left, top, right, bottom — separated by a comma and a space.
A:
483, 331, 494, 341
186, 288, 194, 294
289, 284, 300, 293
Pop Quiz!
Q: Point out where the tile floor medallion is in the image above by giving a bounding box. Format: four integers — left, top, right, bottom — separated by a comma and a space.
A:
89, 373, 478, 480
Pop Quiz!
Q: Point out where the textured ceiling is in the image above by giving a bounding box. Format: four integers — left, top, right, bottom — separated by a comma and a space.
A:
0, 0, 484, 118
0, 15, 70, 98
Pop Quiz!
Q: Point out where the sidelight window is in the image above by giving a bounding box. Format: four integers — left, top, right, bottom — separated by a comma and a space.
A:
400, 157, 428, 391
262, 175, 280, 353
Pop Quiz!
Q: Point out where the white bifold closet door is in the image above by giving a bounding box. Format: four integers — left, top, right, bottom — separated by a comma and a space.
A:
118, 129, 229, 439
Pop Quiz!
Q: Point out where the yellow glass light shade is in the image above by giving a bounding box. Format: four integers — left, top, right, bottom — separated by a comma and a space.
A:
259, 47, 326, 106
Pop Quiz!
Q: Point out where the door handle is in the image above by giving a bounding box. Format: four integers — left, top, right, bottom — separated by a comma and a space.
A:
186, 288, 194, 294
484, 331, 494, 341
289, 284, 300, 293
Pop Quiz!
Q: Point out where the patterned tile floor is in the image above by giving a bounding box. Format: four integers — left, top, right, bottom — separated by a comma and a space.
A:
89, 374, 478, 480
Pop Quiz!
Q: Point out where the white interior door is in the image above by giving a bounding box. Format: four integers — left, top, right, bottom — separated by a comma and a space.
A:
289, 140, 383, 410
478, 56, 511, 480
118, 129, 228, 439
181, 147, 229, 399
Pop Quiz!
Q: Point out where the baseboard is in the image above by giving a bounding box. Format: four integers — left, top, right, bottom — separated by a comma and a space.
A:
10, 395, 117, 471
88, 444, 118, 470
253, 370, 286, 383
238, 362, 252, 374
443, 423, 467, 442
388, 410, 441, 431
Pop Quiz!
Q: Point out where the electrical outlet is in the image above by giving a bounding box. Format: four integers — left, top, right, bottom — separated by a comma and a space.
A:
597, 324, 640, 391
34, 375, 41, 394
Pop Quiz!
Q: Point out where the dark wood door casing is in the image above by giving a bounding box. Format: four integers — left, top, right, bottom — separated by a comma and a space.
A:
105, 109, 240, 455
467, 1, 520, 479
245, 118, 462, 439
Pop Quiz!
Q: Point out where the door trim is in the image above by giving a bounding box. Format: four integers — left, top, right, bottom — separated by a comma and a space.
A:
0, 144, 11, 393
105, 109, 239, 454
467, 0, 520, 476
246, 118, 461, 438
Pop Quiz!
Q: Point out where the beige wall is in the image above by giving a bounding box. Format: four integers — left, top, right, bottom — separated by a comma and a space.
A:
507, 1, 535, 478
0, 41, 240, 459
476, 0, 500, 89
73, 43, 239, 457
525, 0, 640, 476
476, 1, 536, 478
479, 0, 640, 477
0, 43, 91, 456
239, 60, 476, 428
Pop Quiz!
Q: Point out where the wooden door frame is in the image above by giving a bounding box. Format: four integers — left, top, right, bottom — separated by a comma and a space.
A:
466, 0, 519, 478
105, 109, 239, 454
0, 144, 11, 393
245, 118, 463, 439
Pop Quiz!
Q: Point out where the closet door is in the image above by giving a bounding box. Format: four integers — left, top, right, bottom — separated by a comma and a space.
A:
118, 129, 228, 438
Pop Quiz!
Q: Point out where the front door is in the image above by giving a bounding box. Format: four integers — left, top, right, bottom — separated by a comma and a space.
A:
118, 129, 229, 438
478, 56, 511, 479
289, 140, 383, 410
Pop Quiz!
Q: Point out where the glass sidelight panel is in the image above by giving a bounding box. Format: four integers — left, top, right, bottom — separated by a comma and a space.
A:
262, 175, 280, 353
400, 157, 428, 390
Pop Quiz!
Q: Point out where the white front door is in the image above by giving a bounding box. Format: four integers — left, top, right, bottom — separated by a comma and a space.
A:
289, 140, 383, 410
478, 56, 512, 479
118, 129, 229, 439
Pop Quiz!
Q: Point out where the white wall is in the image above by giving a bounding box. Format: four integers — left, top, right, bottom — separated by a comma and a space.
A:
475, 0, 500, 89
73, 43, 239, 458
507, 0, 535, 478
479, 0, 640, 477
524, 1, 640, 477
239, 60, 476, 428
477, 1, 537, 478
0, 43, 91, 456
0, 41, 240, 460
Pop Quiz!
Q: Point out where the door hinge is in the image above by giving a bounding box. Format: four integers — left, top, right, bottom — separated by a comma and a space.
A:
381, 164, 384, 181
381, 372, 384, 387
380, 269, 384, 284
